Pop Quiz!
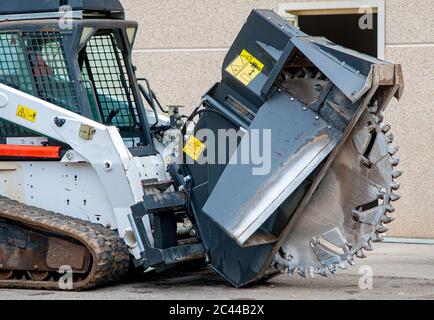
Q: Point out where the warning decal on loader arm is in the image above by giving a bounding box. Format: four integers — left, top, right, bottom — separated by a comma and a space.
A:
225, 50, 264, 86
16, 105, 37, 123
183, 136, 206, 161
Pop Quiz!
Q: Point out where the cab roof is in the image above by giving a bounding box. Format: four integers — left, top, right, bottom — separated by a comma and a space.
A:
0, 0, 124, 15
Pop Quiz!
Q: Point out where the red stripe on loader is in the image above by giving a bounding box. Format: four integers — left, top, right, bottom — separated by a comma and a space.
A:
0, 145, 61, 159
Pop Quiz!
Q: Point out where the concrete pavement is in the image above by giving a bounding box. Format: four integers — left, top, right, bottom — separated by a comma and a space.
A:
1, 243, 434, 300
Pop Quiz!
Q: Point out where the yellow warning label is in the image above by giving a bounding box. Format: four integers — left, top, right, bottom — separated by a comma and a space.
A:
16, 105, 37, 123
183, 136, 206, 161
225, 49, 264, 86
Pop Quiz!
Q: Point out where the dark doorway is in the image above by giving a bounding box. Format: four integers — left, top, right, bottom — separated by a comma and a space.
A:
298, 14, 378, 57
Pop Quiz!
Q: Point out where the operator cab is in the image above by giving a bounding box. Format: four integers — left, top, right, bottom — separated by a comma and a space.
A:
0, 0, 159, 156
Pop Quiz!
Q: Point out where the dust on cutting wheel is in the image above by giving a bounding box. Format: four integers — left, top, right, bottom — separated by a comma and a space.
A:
275, 110, 401, 277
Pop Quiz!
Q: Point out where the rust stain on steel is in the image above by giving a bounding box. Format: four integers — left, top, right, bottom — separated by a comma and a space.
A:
0, 196, 130, 290
47, 237, 88, 270
0, 222, 50, 271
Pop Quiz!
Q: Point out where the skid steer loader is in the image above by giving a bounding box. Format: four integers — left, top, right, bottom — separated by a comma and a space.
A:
0, 0, 403, 290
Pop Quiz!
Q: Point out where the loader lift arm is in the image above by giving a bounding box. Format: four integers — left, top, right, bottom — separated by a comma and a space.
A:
0, 82, 153, 259
0, 1, 207, 285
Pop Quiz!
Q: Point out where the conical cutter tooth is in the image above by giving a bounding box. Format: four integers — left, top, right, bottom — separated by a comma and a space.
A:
328, 264, 337, 274
377, 188, 387, 199
381, 123, 392, 133
352, 209, 361, 221
316, 268, 328, 277
388, 145, 400, 156
391, 182, 401, 191
382, 215, 395, 224
372, 233, 385, 242
361, 156, 373, 168
387, 133, 394, 144
386, 204, 395, 213
376, 224, 389, 234
297, 267, 307, 278
363, 242, 374, 251
338, 261, 348, 270
367, 105, 378, 114
356, 249, 367, 259
391, 157, 401, 167
308, 267, 315, 278
287, 266, 295, 277
390, 193, 401, 202
392, 170, 403, 179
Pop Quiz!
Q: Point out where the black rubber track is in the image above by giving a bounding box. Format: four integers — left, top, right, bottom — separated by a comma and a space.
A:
0, 196, 130, 290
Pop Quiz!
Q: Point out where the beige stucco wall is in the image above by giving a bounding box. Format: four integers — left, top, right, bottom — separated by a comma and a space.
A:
122, 0, 434, 238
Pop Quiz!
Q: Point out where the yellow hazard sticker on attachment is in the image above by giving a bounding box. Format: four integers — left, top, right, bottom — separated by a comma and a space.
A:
16, 105, 37, 123
225, 49, 264, 86
183, 136, 206, 161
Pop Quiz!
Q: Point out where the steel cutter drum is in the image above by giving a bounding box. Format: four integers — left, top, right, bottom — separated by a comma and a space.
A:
187, 9, 404, 286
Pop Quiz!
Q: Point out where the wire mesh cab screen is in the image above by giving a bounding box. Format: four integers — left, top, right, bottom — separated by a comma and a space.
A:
0, 28, 146, 147
81, 31, 142, 144
0, 31, 79, 137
